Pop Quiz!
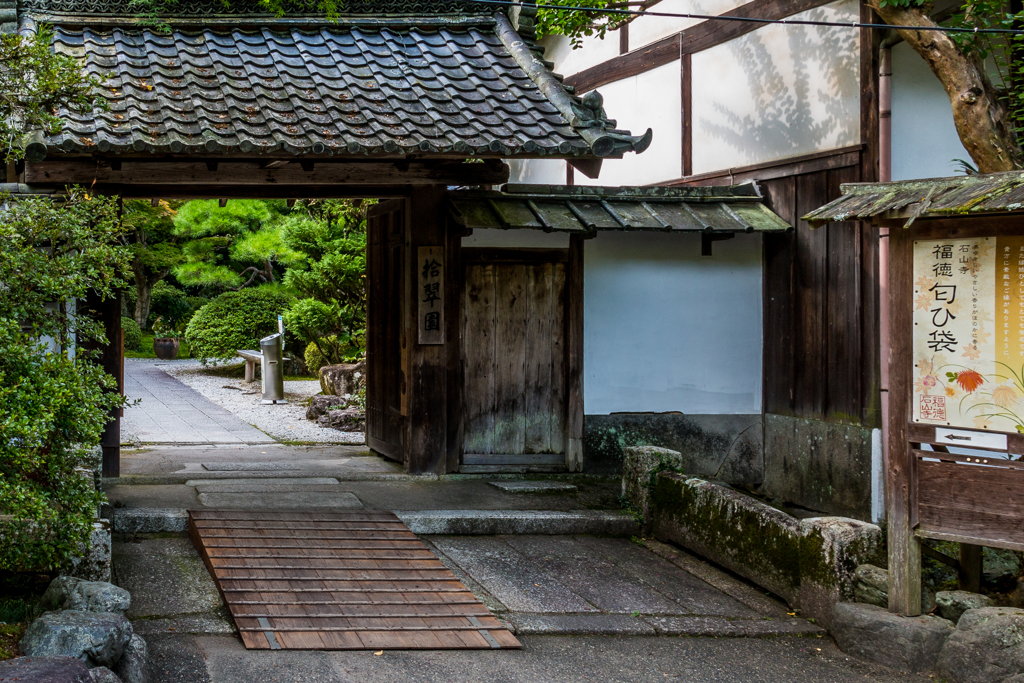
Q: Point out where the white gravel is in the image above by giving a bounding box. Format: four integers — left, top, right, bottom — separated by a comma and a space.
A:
160, 359, 364, 445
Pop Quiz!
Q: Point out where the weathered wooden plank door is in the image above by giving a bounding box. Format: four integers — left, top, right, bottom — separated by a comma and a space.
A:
366, 199, 405, 462
462, 250, 568, 470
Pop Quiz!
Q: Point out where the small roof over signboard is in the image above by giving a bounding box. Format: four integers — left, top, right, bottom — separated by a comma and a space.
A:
448, 183, 792, 234
13, 0, 651, 162
803, 170, 1024, 227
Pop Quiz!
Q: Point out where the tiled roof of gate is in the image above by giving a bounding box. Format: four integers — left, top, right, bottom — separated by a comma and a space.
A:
18, 2, 652, 160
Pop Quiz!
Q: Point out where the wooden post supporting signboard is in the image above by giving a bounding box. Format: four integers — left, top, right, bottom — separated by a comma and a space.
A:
886, 225, 922, 616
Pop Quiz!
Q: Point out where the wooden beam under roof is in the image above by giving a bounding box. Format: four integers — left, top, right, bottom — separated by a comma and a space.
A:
24, 159, 510, 187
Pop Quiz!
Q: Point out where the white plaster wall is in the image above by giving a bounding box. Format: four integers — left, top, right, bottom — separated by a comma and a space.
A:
891, 41, 970, 180
627, 0, 745, 51
506, 158, 568, 186
584, 232, 763, 415
690, 0, 860, 175
540, 33, 619, 79
574, 61, 682, 186
462, 228, 570, 248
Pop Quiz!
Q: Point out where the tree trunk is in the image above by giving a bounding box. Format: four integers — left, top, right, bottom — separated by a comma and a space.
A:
133, 258, 169, 328
867, 1, 1022, 173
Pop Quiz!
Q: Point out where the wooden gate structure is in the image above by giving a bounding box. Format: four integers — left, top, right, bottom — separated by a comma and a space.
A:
807, 170, 1024, 616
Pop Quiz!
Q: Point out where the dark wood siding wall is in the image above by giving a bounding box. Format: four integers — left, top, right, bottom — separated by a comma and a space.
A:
760, 165, 880, 427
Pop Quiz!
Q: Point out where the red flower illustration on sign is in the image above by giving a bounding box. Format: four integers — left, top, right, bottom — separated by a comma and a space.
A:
955, 369, 984, 393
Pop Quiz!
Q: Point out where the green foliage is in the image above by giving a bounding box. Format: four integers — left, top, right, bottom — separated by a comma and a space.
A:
148, 281, 191, 327
0, 189, 130, 573
281, 200, 370, 367
535, 0, 621, 47
121, 317, 143, 350
0, 27, 104, 162
184, 288, 294, 362
172, 199, 304, 291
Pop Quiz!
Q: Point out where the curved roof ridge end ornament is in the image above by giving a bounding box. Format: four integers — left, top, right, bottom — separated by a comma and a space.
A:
493, 12, 651, 159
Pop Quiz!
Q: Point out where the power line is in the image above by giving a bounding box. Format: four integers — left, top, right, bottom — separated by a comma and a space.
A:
473, 0, 1024, 35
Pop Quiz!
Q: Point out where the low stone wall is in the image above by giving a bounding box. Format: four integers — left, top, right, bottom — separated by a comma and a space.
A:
648, 471, 883, 628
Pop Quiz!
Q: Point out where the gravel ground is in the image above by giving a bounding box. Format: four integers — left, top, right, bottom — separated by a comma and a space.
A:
159, 359, 364, 445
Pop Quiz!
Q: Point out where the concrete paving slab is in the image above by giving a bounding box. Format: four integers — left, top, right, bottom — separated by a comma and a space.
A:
145, 633, 212, 683
502, 536, 687, 615
188, 633, 909, 683
428, 536, 596, 614
488, 481, 579, 493
131, 615, 236, 636
197, 491, 364, 508
201, 462, 305, 470
112, 537, 223, 619
186, 477, 341, 486
572, 536, 761, 618
396, 509, 637, 535
190, 484, 347, 494
508, 613, 656, 635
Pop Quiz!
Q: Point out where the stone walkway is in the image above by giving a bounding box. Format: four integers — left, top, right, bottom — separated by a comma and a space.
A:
122, 360, 275, 445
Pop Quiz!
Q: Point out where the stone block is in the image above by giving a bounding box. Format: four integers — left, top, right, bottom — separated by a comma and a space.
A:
319, 361, 365, 397
853, 564, 889, 608
0, 656, 92, 682
938, 607, 1024, 683
397, 510, 638, 536
936, 591, 996, 625
831, 602, 953, 672
317, 407, 365, 432
622, 445, 683, 524
68, 521, 111, 583
798, 517, 884, 630
20, 610, 133, 668
112, 634, 148, 683
651, 473, 803, 606
89, 667, 123, 683
42, 576, 131, 615
487, 480, 578, 493
305, 395, 348, 421
112, 508, 188, 534
507, 614, 655, 636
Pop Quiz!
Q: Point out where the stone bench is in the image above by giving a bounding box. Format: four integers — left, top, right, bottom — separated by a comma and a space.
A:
237, 350, 261, 382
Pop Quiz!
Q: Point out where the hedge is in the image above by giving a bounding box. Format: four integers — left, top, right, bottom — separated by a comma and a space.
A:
185, 288, 293, 362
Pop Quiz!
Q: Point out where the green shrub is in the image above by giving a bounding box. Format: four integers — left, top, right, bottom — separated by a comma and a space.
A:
185, 288, 293, 362
148, 281, 191, 327
121, 317, 142, 350
304, 336, 363, 373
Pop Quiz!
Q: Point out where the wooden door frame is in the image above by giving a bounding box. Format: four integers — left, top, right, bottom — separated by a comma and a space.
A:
454, 239, 585, 472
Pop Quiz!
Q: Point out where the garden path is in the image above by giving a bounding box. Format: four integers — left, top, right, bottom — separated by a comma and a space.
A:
122, 359, 275, 446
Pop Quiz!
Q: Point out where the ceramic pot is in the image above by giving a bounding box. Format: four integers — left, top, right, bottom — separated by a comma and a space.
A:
153, 337, 180, 360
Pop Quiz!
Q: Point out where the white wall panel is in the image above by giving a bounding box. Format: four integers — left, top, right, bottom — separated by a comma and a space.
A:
690, 0, 859, 174
574, 61, 681, 186
540, 33, 619, 78
507, 158, 568, 186
891, 42, 969, 180
584, 232, 763, 415
628, 0, 741, 50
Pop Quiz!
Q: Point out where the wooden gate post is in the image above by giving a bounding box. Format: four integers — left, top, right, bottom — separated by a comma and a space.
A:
886, 226, 922, 615
404, 186, 449, 474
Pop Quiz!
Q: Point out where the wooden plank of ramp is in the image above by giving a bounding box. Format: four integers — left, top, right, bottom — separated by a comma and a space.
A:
188, 509, 521, 651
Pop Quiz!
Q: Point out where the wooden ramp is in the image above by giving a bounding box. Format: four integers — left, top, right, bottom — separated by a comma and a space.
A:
188, 509, 521, 650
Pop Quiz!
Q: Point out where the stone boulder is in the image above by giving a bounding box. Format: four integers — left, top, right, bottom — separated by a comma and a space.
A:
622, 446, 683, 524
68, 521, 112, 583
852, 563, 937, 613
831, 602, 954, 672
89, 667, 124, 683
936, 591, 996, 625
938, 607, 1024, 683
318, 407, 366, 432
984, 548, 1022, 589
319, 361, 365, 397
42, 576, 131, 615
305, 395, 349, 421
0, 656, 92, 682
20, 610, 133, 668
112, 634, 148, 683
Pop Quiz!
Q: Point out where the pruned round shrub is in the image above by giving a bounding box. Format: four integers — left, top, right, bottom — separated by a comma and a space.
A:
185, 288, 293, 362
121, 317, 142, 351
148, 281, 191, 327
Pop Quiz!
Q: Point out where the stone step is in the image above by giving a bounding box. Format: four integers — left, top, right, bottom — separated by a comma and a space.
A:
112, 508, 639, 536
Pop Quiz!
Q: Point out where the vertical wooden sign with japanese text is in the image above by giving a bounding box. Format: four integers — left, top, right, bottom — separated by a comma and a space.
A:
417, 246, 444, 345
913, 236, 1024, 433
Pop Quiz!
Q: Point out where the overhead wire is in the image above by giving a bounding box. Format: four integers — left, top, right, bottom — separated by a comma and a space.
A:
471, 0, 1024, 35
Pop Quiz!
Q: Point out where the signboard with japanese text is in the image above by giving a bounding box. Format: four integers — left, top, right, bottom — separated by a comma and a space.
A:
913, 236, 1024, 433
417, 246, 444, 345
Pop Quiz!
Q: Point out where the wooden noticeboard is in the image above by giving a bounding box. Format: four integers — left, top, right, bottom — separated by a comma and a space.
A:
890, 220, 1024, 616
